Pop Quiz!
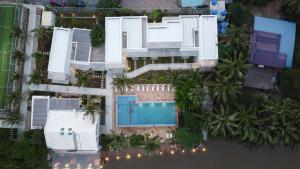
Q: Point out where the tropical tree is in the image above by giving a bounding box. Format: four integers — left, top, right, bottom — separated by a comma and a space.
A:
32, 27, 52, 50
13, 72, 21, 81
97, 0, 121, 8
112, 73, 132, 94
144, 136, 161, 154
216, 51, 248, 81
129, 133, 145, 147
208, 76, 242, 104
84, 101, 100, 123
28, 70, 43, 84
1, 112, 23, 128
228, 3, 252, 26
7, 89, 21, 107
282, 0, 300, 15
219, 24, 249, 54
235, 106, 258, 142
208, 105, 238, 137
12, 50, 25, 65
150, 9, 162, 22
90, 23, 105, 47
75, 70, 91, 87
11, 25, 23, 41
108, 132, 130, 151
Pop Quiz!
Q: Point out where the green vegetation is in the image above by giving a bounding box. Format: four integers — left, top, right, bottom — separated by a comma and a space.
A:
90, 23, 105, 47
282, 0, 300, 15
97, 0, 121, 8
279, 69, 300, 101
0, 6, 15, 109
0, 129, 48, 169
228, 3, 252, 26
150, 9, 162, 22
112, 73, 133, 94
173, 128, 203, 149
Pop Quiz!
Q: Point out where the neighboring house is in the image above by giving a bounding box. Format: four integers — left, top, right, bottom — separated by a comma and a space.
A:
31, 96, 101, 154
47, 15, 218, 83
44, 109, 100, 153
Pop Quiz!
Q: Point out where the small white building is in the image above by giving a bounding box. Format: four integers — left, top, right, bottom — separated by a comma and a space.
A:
44, 109, 100, 153
41, 11, 56, 28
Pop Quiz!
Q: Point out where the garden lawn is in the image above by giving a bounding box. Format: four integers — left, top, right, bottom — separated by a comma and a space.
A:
0, 6, 15, 109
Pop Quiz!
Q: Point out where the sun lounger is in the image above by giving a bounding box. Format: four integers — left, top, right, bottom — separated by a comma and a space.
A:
167, 85, 170, 91
151, 85, 155, 91
142, 85, 145, 91
136, 85, 140, 92
125, 86, 128, 92
156, 85, 160, 91
161, 85, 165, 91
146, 85, 149, 91
114, 87, 117, 92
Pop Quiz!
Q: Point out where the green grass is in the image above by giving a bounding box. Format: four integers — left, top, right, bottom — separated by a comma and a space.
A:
0, 6, 15, 109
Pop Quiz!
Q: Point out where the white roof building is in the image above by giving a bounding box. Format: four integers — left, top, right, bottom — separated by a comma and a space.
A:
41, 11, 56, 28
105, 15, 218, 69
44, 109, 100, 153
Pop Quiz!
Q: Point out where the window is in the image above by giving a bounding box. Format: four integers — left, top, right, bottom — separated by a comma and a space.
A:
122, 32, 127, 48
194, 29, 199, 47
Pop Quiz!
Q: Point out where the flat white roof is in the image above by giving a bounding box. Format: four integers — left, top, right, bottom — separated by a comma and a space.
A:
48, 27, 73, 73
44, 110, 99, 151
122, 17, 144, 49
105, 17, 122, 63
198, 15, 218, 60
147, 20, 183, 43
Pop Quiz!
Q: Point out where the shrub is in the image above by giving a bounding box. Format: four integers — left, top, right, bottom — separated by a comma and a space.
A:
90, 23, 105, 47
228, 3, 252, 26
150, 9, 162, 22
129, 134, 145, 147
251, 0, 273, 7
279, 69, 300, 101
97, 0, 120, 8
173, 128, 203, 149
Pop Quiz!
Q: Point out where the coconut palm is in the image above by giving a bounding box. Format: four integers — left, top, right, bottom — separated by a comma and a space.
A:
216, 51, 248, 81
112, 73, 132, 94
11, 25, 23, 40
187, 84, 205, 109
144, 136, 161, 154
28, 70, 43, 84
12, 50, 25, 65
219, 24, 249, 54
7, 89, 21, 107
282, 0, 300, 15
108, 132, 130, 151
209, 105, 238, 137
75, 70, 91, 87
208, 76, 242, 104
150, 9, 162, 22
13, 72, 21, 81
32, 27, 52, 41
1, 112, 23, 128
235, 106, 258, 142
84, 101, 100, 124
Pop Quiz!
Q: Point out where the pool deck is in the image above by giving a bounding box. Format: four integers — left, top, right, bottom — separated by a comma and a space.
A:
112, 84, 176, 139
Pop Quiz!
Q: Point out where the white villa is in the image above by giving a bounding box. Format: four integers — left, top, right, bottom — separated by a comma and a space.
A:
31, 96, 100, 153
47, 15, 218, 83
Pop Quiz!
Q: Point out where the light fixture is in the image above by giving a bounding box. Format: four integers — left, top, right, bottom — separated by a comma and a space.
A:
192, 148, 196, 152
202, 147, 206, 152
126, 154, 131, 159
116, 156, 120, 160
100, 165, 104, 169
159, 151, 163, 155
137, 153, 141, 158
105, 157, 109, 161
171, 150, 175, 155
182, 149, 185, 153
92, 14, 96, 18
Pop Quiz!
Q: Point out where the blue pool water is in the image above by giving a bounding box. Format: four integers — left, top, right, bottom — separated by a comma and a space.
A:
117, 96, 177, 126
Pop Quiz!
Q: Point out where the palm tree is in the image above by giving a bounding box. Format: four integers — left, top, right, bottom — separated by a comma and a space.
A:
32, 27, 52, 50
209, 105, 238, 137
84, 101, 100, 124
144, 136, 161, 154
75, 70, 91, 87
1, 112, 23, 128
7, 89, 21, 107
108, 132, 130, 151
219, 24, 249, 54
112, 73, 132, 94
28, 70, 43, 84
187, 85, 205, 109
235, 106, 258, 142
12, 50, 25, 65
282, 0, 300, 15
216, 51, 248, 81
13, 72, 21, 81
11, 25, 23, 41
208, 76, 242, 104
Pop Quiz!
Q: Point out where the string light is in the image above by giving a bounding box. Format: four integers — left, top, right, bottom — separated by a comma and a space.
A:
126, 154, 131, 159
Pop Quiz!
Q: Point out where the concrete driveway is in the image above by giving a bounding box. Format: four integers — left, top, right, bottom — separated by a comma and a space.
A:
121, 0, 179, 9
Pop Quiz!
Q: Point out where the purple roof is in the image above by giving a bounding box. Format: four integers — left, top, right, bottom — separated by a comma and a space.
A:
250, 30, 286, 68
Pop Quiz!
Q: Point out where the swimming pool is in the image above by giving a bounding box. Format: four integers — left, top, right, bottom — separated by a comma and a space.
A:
117, 96, 177, 127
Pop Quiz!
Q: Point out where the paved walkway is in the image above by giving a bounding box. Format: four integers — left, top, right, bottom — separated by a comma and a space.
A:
105, 139, 300, 169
